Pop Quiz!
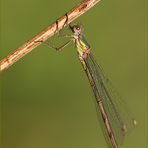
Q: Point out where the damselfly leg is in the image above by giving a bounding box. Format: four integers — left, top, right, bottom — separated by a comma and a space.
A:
45, 40, 72, 51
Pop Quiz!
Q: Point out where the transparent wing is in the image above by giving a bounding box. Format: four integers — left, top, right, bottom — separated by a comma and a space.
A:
84, 53, 137, 146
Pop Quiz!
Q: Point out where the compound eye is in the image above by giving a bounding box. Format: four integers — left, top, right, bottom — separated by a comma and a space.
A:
76, 26, 80, 30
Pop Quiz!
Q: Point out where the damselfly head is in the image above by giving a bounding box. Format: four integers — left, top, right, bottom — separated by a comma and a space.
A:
69, 24, 83, 35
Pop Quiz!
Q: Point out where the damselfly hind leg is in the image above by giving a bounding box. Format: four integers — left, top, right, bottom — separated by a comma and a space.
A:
44, 40, 72, 51
39, 24, 74, 51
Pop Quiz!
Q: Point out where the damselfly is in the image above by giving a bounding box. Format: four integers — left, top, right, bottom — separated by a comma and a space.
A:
44, 24, 137, 148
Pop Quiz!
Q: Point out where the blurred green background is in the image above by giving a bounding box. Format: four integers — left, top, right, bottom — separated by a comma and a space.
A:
0, 0, 147, 148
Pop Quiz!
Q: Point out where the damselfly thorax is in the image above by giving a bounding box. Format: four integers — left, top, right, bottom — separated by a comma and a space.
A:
70, 24, 91, 59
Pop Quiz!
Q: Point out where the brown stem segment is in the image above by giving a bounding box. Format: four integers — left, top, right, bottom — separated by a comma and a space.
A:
0, 0, 101, 72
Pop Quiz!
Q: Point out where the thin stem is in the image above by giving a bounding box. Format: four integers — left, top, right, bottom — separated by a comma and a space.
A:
0, 0, 101, 72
